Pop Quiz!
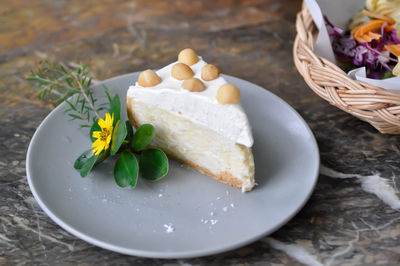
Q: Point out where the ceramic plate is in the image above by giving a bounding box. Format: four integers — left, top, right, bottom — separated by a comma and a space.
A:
26, 73, 319, 258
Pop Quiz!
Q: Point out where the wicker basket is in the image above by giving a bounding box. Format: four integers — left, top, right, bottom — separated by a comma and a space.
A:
294, 2, 400, 134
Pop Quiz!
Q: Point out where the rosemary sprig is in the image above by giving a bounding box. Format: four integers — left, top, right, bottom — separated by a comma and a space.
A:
26, 61, 108, 127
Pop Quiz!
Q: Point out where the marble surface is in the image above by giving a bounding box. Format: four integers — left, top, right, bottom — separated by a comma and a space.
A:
1, 0, 400, 265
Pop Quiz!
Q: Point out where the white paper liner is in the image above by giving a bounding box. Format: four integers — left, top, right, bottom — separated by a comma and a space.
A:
304, 0, 400, 92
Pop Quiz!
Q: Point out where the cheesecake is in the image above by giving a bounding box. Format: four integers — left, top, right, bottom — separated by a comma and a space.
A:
127, 49, 255, 192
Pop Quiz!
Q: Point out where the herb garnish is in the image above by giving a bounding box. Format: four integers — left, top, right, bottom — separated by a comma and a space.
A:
27, 61, 169, 187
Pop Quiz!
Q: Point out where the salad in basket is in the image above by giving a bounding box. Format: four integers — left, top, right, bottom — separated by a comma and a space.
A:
325, 0, 400, 79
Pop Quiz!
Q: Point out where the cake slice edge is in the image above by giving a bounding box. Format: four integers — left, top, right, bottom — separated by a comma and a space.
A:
127, 97, 255, 192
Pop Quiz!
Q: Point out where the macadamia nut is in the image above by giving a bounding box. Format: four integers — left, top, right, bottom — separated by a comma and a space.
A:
138, 69, 161, 87
172, 63, 194, 80
178, 48, 199, 66
216, 83, 240, 104
201, 64, 220, 81
182, 78, 206, 92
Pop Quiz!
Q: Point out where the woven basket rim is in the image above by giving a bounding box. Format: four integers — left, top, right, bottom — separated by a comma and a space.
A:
294, 2, 400, 134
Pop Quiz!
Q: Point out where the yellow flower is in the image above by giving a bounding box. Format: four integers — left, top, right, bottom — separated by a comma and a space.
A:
91, 113, 114, 156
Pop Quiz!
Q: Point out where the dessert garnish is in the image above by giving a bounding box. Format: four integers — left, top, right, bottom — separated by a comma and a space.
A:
216, 83, 241, 104
138, 69, 162, 87
182, 78, 206, 92
178, 48, 199, 66
201, 64, 221, 81
171, 63, 194, 80
27, 61, 169, 188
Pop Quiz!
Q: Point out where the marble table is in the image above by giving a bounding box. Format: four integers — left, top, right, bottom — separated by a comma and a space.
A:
1, 0, 399, 265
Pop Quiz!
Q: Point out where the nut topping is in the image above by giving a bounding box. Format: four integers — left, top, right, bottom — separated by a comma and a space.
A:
138, 69, 161, 87
182, 78, 206, 92
178, 48, 199, 66
171, 63, 194, 80
201, 64, 220, 81
216, 83, 240, 104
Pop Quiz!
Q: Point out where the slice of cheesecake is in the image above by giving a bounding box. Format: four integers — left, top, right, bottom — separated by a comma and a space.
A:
127, 48, 255, 192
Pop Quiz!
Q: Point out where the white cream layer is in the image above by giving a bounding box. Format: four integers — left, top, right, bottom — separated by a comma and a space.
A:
127, 58, 253, 147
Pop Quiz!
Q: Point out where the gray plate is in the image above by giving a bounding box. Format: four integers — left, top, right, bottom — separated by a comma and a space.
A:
26, 73, 319, 259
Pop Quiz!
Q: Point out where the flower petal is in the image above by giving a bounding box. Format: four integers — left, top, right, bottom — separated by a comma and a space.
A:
98, 118, 106, 129
104, 134, 112, 150
92, 146, 102, 156
105, 113, 112, 128
92, 139, 102, 148
92, 145, 102, 155
92, 131, 101, 139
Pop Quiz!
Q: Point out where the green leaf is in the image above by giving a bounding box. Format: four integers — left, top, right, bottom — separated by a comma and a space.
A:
65, 78, 73, 87
109, 94, 121, 126
97, 150, 109, 165
131, 124, 154, 151
74, 149, 93, 170
110, 120, 127, 155
86, 77, 92, 87
103, 85, 112, 103
80, 153, 98, 177
74, 149, 108, 170
125, 120, 133, 142
60, 64, 67, 74
68, 113, 82, 120
114, 150, 138, 188
90, 120, 101, 142
65, 99, 78, 111
139, 148, 168, 181
382, 71, 395, 79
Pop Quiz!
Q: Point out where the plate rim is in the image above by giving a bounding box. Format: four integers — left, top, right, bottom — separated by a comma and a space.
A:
26, 72, 320, 259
